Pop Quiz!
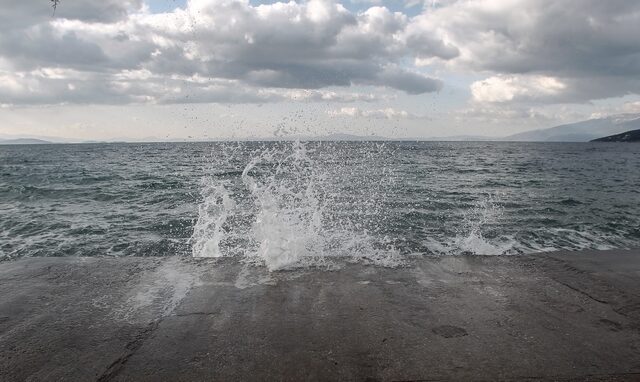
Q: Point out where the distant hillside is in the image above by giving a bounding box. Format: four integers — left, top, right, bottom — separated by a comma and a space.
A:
591, 128, 640, 142
0, 138, 52, 145
503, 114, 640, 142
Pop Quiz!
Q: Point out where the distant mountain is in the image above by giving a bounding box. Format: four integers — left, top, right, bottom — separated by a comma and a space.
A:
591, 128, 640, 142
502, 114, 640, 142
0, 138, 52, 145
3, 114, 638, 144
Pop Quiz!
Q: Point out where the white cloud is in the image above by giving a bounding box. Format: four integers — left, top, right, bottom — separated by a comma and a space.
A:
0, 0, 455, 106
471, 75, 567, 103
2, 0, 640, 134
455, 104, 588, 127
328, 107, 413, 119
411, 0, 640, 103
622, 101, 640, 114
283, 90, 389, 102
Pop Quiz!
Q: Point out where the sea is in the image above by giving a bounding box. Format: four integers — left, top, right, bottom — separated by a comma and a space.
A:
1, 141, 639, 270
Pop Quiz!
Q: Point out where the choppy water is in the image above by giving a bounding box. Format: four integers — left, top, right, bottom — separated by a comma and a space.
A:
1, 141, 639, 269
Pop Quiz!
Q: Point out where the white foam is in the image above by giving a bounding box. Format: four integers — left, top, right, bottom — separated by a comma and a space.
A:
241, 142, 326, 270
191, 181, 236, 258
426, 194, 517, 256
191, 141, 402, 271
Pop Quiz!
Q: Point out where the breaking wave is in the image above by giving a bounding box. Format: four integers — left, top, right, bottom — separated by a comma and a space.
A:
190, 141, 640, 271
3, 141, 638, 262
425, 194, 518, 256
191, 141, 402, 270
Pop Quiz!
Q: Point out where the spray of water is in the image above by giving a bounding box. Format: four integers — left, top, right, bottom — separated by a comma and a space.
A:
454, 195, 515, 255
425, 194, 517, 256
191, 141, 402, 271
241, 141, 327, 270
190, 182, 236, 258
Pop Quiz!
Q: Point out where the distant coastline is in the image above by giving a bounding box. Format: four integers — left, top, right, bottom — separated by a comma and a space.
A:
0, 138, 52, 145
591, 128, 640, 142
2, 112, 640, 144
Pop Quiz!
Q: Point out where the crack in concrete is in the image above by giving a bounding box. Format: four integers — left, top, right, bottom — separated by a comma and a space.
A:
540, 256, 611, 305
96, 260, 202, 381
4, 254, 640, 380
543, 256, 640, 322
614, 302, 640, 319
552, 278, 610, 305
96, 321, 161, 382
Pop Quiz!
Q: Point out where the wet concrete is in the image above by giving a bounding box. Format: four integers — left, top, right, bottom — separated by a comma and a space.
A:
1, 250, 640, 381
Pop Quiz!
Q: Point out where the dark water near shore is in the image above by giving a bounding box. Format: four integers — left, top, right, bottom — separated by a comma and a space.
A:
1, 141, 639, 269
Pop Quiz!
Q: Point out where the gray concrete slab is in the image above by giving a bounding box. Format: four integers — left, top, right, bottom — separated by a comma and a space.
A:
1, 250, 640, 381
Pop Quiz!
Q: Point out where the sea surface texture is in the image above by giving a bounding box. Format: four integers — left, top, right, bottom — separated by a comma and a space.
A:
1, 141, 639, 269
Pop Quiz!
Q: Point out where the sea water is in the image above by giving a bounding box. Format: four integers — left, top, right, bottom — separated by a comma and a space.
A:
1, 141, 639, 270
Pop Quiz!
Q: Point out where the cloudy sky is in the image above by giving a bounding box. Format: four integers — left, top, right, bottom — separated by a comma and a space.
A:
1, 0, 639, 141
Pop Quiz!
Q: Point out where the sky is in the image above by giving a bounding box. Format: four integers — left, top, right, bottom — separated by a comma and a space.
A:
1, 0, 640, 141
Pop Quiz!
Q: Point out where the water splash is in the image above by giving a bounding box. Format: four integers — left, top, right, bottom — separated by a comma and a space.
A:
190, 181, 236, 258
454, 195, 516, 255
3, 142, 639, 261
426, 194, 517, 256
241, 141, 327, 270
191, 141, 402, 270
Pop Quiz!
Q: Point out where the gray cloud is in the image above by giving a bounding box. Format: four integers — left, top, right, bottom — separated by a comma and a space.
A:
3, 0, 637, 107
150, 2, 439, 93
0, 0, 142, 30
1, 27, 110, 71
413, 0, 640, 103
373, 66, 442, 94
0, 0, 449, 105
328, 106, 416, 119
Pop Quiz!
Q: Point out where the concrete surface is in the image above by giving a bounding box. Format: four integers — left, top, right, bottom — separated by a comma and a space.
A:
1, 250, 640, 381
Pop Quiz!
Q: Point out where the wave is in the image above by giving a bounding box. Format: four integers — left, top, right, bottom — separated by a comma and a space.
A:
423, 194, 518, 256
190, 141, 402, 270
190, 141, 640, 270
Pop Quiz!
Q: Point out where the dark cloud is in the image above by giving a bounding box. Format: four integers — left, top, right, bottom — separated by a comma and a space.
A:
0, 0, 142, 30
149, 1, 440, 93
0, 0, 450, 105
414, 0, 640, 103
373, 66, 443, 94
4, 0, 638, 106
0, 27, 110, 70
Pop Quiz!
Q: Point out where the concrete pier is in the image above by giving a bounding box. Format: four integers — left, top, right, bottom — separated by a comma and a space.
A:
1, 250, 640, 381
